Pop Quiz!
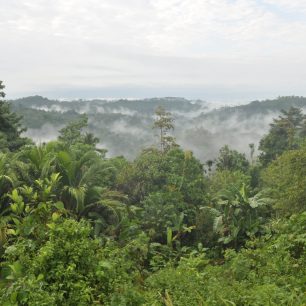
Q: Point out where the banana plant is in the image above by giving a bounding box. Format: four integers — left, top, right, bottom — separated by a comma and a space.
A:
213, 183, 271, 249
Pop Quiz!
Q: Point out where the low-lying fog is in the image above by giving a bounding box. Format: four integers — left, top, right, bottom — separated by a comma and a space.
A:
19, 96, 306, 162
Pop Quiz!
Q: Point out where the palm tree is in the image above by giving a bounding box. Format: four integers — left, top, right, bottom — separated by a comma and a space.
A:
2, 142, 128, 239
55, 148, 127, 237
0, 153, 22, 215
17, 142, 58, 183
0, 153, 15, 192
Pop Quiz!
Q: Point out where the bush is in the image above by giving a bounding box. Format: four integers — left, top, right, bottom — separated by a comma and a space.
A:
0, 218, 144, 305
262, 147, 306, 215
145, 213, 306, 305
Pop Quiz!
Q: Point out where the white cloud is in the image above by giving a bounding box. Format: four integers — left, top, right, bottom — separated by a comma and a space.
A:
264, 0, 306, 13
0, 0, 306, 100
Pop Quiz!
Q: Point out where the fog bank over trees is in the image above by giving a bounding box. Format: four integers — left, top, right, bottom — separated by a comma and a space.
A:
9, 95, 306, 161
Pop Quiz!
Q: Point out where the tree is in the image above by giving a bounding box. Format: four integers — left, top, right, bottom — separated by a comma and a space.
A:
9, 139, 124, 238
153, 106, 177, 153
205, 159, 214, 174
117, 147, 206, 204
259, 107, 306, 165
58, 114, 99, 148
54, 147, 127, 237
215, 145, 249, 173
17, 142, 58, 184
249, 143, 255, 164
262, 146, 306, 215
83, 132, 99, 146
0, 81, 29, 152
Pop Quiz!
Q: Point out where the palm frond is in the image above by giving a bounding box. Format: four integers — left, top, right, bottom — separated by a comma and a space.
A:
63, 185, 87, 213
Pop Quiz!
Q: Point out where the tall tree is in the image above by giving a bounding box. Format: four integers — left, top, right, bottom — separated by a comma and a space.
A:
153, 106, 177, 153
0, 81, 29, 152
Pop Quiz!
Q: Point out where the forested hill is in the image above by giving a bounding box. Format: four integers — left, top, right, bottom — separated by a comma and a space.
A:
8, 95, 306, 160
198, 96, 306, 120
9, 96, 203, 114
9, 95, 306, 116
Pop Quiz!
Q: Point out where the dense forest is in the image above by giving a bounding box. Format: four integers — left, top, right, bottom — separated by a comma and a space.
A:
0, 80, 306, 305
9, 94, 306, 160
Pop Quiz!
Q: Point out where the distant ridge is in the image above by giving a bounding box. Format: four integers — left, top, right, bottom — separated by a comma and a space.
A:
197, 96, 306, 120
8, 95, 306, 161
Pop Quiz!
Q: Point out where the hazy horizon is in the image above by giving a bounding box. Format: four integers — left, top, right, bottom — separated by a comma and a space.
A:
6, 90, 302, 106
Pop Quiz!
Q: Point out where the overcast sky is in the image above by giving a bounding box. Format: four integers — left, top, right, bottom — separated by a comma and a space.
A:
1, 0, 306, 102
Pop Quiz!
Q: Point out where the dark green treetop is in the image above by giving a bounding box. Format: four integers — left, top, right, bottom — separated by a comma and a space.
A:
58, 114, 99, 148
259, 107, 306, 165
215, 145, 249, 173
0, 81, 29, 152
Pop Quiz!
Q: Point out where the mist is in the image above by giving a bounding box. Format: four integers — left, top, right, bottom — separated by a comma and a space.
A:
25, 123, 63, 144
12, 95, 306, 162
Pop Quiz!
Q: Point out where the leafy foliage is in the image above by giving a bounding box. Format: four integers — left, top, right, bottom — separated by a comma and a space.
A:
145, 213, 306, 305
259, 107, 306, 165
216, 145, 250, 173
263, 146, 306, 215
0, 100, 305, 305
0, 81, 30, 152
